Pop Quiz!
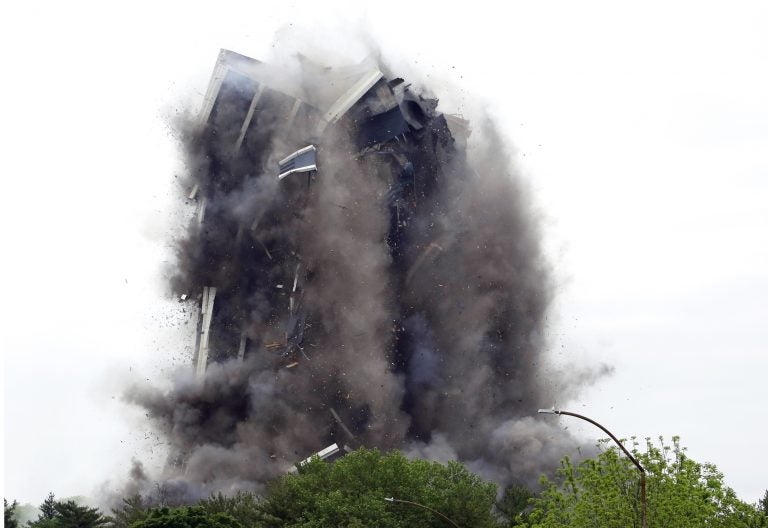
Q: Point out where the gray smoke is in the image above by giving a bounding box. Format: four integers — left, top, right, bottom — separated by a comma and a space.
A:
123, 42, 607, 502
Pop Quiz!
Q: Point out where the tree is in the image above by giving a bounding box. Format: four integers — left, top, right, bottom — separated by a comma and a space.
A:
53, 501, 110, 528
6, 498, 20, 528
758, 491, 768, 515
28, 493, 58, 528
527, 436, 762, 528
498, 485, 533, 527
256, 447, 501, 528
109, 495, 149, 528
128, 507, 242, 528
749, 490, 768, 528
198, 491, 262, 528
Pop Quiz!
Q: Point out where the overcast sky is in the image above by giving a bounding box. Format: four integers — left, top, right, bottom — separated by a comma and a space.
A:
2, 0, 767, 506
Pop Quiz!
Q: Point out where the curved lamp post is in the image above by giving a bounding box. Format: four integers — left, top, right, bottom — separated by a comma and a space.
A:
538, 408, 647, 528
384, 497, 461, 528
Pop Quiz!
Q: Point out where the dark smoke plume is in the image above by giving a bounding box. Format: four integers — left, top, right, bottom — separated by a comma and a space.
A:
124, 43, 603, 502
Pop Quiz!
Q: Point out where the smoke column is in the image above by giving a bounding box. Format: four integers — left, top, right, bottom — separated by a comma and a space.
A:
124, 42, 604, 502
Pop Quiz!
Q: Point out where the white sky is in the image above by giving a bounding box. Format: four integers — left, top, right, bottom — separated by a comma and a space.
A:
2, 0, 767, 506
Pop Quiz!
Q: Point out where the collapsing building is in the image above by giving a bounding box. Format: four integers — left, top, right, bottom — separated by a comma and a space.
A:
187, 49, 467, 371
182, 49, 470, 461
154, 46, 565, 490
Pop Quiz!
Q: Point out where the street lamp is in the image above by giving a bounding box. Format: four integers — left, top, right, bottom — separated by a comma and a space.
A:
537, 408, 647, 528
384, 497, 461, 528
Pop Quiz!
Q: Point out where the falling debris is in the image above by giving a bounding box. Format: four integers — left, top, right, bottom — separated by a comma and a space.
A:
330, 407, 356, 442
125, 45, 601, 502
278, 145, 317, 180
193, 286, 216, 379
289, 443, 342, 473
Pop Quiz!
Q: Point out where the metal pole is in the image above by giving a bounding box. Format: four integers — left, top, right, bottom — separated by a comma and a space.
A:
542, 410, 647, 528
385, 497, 462, 528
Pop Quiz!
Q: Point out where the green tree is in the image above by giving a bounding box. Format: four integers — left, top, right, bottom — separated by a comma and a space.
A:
256, 447, 500, 528
128, 507, 242, 528
28, 493, 58, 528
198, 491, 262, 528
53, 500, 110, 528
758, 491, 768, 515
527, 436, 761, 528
6, 498, 20, 528
748, 490, 768, 528
109, 495, 149, 528
498, 485, 533, 527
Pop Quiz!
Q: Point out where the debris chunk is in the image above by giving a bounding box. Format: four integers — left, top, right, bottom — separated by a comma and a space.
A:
289, 443, 340, 473
278, 145, 317, 180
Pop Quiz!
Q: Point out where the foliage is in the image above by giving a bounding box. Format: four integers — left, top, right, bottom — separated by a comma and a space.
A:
53, 501, 110, 528
27, 493, 56, 528
127, 507, 242, 528
6, 498, 20, 528
747, 490, 768, 528
527, 436, 762, 528
25, 494, 109, 528
498, 485, 533, 527
109, 496, 150, 528
256, 448, 500, 528
40, 494, 58, 522
198, 491, 262, 528
10, 445, 763, 528
28, 493, 59, 528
